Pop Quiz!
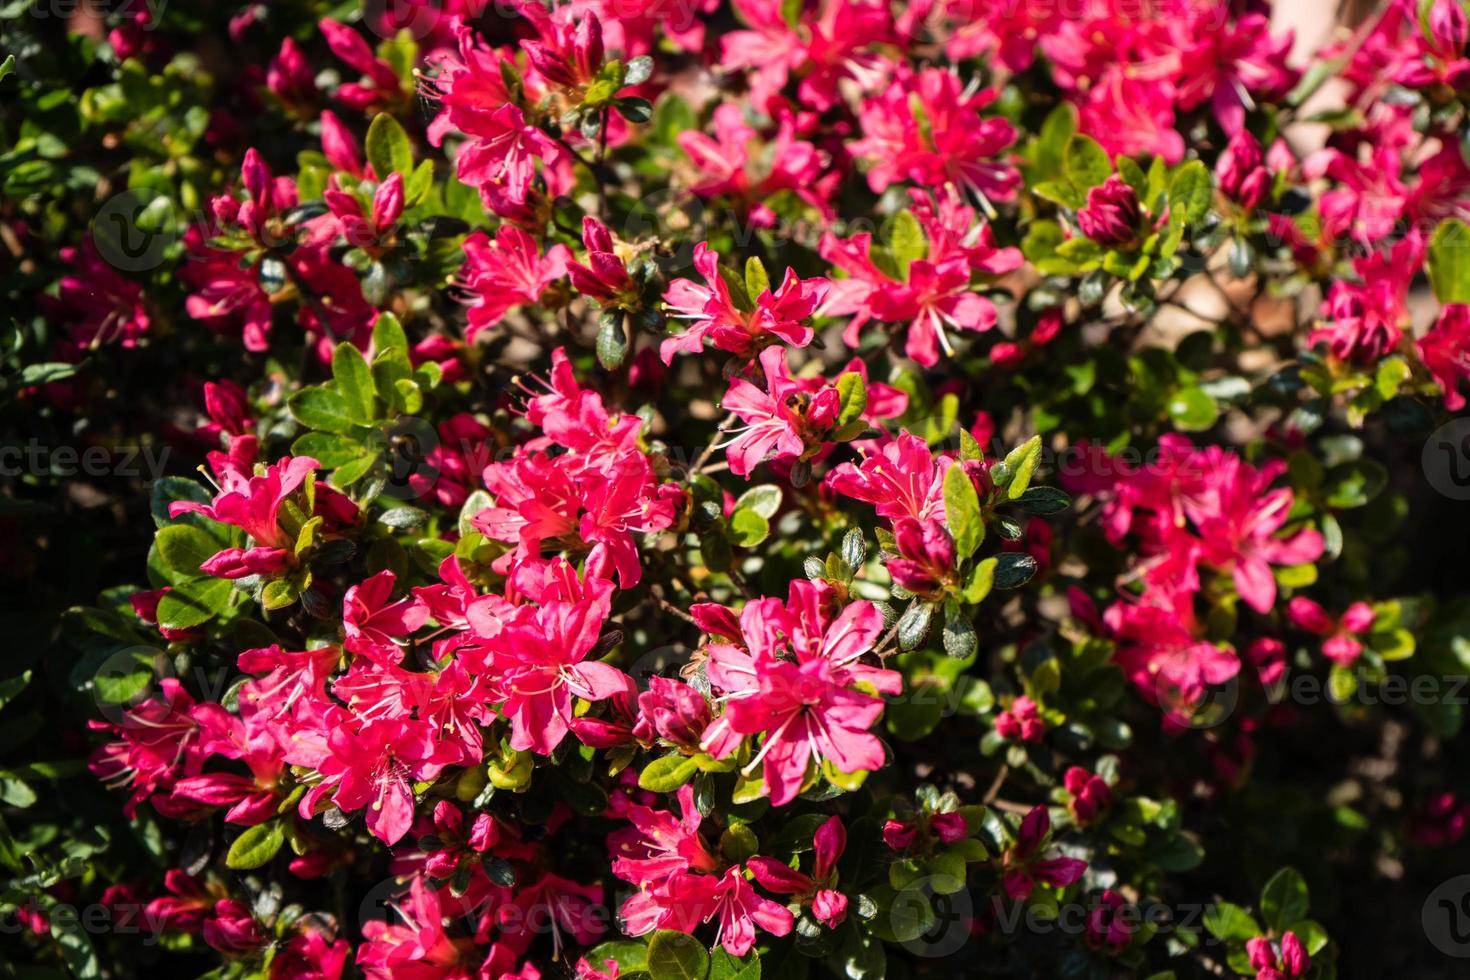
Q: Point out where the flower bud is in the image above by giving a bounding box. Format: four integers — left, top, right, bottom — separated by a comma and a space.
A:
1217, 131, 1269, 211
1077, 176, 1141, 247
1279, 931, 1310, 976
1430, 0, 1469, 57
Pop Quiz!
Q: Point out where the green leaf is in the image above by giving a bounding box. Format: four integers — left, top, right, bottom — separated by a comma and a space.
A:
744, 256, 770, 300
624, 55, 655, 86
942, 463, 984, 559
332, 343, 377, 423
587, 941, 651, 975
1063, 135, 1112, 192
1202, 902, 1261, 941
0, 670, 30, 712
1055, 237, 1103, 265
836, 372, 868, 427
1260, 867, 1310, 933
1031, 102, 1077, 178
1323, 459, 1387, 509
157, 577, 233, 631
728, 508, 770, 547
1428, 218, 1470, 303
615, 96, 653, 123
1118, 156, 1148, 195
53, 912, 100, 979
1014, 486, 1070, 515
890, 209, 927, 267
961, 558, 997, 603
647, 930, 711, 980
897, 602, 934, 651
1168, 160, 1213, 226
715, 264, 753, 313
373, 312, 410, 354
289, 387, 357, 434
735, 485, 781, 519
1003, 435, 1043, 499
597, 311, 630, 370
1287, 58, 1337, 107
638, 754, 700, 792
942, 608, 977, 659
1032, 180, 1087, 210
292, 432, 370, 469
366, 112, 414, 178
0, 56, 14, 83
155, 524, 219, 577
226, 820, 285, 870
1168, 387, 1218, 432
992, 552, 1037, 589
708, 949, 759, 980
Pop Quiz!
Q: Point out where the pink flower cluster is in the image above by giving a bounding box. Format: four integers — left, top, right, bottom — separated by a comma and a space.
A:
1068, 437, 1324, 721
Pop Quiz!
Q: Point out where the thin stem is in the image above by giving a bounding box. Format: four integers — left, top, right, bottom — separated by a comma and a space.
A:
691, 410, 738, 474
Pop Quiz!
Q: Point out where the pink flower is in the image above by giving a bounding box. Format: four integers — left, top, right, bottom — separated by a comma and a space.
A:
1216, 130, 1272, 212
291, 712, 439, 845
721, 0, 892, 111
1077, 74, 1185, 164
1063, 767, 1111, 826
995, 695, 1045, 743
677, 105, 839, 221
1287, 597, 1376, 667
459, 225, 570, 342
202, 899, 266, 958
568, 217, 637, 307
705, 865, 796, 956
485, 586, 629, 755
1195, 470, 1323, 615
827, 433, 952, 523
320, 110, 366, 178
882, 819, 918, 851
700, 583, 900, 804
359, 877, 477, 977
887, 517, 958, 598
450, 101, 561, 205
747, 815, 848, 926
520, 5, 607, 89
319, 19, 403, 111
1246, 932, 1310, 980
850, 67, 1019, 200
1419, 303, 1470, 410
662, 242, 826, 362
1311, 235, 1422, 363
88, 679, 202, 818
53, 241, 150, 349
1000, 806, 1087, 900
718, 345, 840, 476
1106, 586, 1241, 725
819, 189, 1017, 365
1084, 890, 1134, 953
872, 256, 999, 366
170, 454, 318, 561
343, 570, 430, 664
631, 677, 713, 750
1175, 12, 1296, 134
609, 785, 719, 885
266, 37, 315, 108
271, 928, 350, 980
1077, 176, 1142, 248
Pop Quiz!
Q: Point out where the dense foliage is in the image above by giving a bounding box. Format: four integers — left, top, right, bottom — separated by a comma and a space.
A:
5, 1, 1470, 978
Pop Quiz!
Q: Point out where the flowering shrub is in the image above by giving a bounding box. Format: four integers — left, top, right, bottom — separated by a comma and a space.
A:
6, 0, 1470, 977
